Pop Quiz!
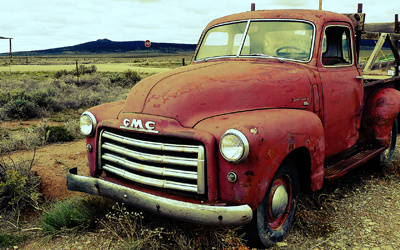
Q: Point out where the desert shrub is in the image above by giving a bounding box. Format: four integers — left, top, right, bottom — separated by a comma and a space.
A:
31, 90, 56, 110
0, 92, 11, 106
123, 69, 141, 86
55, 65, 97, 79
65, 119, 82, 139
0, 233, 27, 247
0, 71, 132, 121
2, 98, 39, 120
54, 69, 68, 79
109, 73, 125, 86
41, 196, 113, 236
0, 155, 41, 215
0, 121, 79, 154
99, 202, 247, 249
45, 126, 75, 143
75, 73, 105, 87
41, 198, 93, 235
107, 70, 141, 88
71, 65, 97, 76
0, 122, 46, 154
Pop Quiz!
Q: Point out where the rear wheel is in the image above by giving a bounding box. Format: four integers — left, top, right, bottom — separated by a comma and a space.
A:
380, 120, 398, 165
254, 160, 299, 247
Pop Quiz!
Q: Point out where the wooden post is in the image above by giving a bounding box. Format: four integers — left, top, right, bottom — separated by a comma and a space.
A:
355, 3, 363, 63
363, 33, 388, 72
394, 14, 399, 76
146, 47, 149, 65
319, 0, 322, 10
9, 38, 12, 64
76, 60, 80, 84
358, 3, 363, 13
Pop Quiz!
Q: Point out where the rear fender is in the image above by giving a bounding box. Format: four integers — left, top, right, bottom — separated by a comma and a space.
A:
195, 109, 325, 209
363, 88, 400, 147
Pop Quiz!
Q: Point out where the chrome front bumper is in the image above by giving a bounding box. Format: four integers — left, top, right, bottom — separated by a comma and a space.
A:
67, 168, 253, 226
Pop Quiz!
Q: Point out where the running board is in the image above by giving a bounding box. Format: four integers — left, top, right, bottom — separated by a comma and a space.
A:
324, 147, 386, 181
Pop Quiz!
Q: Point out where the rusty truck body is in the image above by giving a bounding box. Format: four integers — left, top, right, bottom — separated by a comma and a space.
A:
67, 4, 400, 247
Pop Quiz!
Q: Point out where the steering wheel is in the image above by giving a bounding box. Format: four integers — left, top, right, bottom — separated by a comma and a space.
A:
276, 46, 308, 58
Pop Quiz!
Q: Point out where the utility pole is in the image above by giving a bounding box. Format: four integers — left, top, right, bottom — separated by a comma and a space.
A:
319, 0, 322, 10
0, 36, 13, 65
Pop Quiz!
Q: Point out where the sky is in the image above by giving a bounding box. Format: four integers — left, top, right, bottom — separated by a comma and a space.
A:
0, 0, 399, 53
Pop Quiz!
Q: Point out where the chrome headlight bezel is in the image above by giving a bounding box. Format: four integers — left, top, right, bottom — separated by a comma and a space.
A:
219, 129, 250, 164
80, 111, 97, 137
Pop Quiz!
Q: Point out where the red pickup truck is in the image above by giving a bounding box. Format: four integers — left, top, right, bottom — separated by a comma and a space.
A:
68, 4, 400, 247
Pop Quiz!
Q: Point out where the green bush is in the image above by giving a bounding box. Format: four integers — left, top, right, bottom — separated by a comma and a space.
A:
41, 198, 93, 234
45, 126, 75, 143
54, 69, 68, 79
123, 69, 141, 85
41, 196, 113, 235
55, 65, 97, 79
2, 98, 39, 120
0, 233, 27, 247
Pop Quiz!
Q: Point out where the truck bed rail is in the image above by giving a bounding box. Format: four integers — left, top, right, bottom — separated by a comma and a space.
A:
345, 3, 399, 76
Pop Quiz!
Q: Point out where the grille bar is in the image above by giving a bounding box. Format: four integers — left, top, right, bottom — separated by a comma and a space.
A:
103, 164, 199, 193
102, 153, 198, 180
102, 131, 200, 153
99, 130, 206, 194
102, 143, 199, 167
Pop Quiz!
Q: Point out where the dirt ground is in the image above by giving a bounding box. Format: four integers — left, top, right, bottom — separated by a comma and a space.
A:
4, 135, 400, 249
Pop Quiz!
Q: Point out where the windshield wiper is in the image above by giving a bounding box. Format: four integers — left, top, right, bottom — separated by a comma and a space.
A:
242, 53, 274, 58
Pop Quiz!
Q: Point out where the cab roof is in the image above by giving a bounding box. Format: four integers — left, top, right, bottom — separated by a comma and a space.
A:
204, 9, 353, 30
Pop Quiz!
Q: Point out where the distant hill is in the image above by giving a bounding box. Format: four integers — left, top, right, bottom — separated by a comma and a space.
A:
7, 39, 197, 56
2, 38, 397, 57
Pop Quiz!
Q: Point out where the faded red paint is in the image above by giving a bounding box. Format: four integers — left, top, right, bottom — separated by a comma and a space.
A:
363, 88, 400, 147
78, 8, 400, 225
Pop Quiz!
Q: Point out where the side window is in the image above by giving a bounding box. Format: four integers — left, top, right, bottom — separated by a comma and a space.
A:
321, 26, 353, 66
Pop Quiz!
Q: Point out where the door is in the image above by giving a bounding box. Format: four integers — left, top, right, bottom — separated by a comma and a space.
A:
318, 24, 363, 157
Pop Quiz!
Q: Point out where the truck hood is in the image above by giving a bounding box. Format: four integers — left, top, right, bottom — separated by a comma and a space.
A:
122, 60, 312, 127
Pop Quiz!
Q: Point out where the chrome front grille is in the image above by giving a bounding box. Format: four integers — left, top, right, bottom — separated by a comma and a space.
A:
98, 130, 206, 194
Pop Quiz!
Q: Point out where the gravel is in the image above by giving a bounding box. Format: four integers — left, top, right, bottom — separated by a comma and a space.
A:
270, 152, 400, 250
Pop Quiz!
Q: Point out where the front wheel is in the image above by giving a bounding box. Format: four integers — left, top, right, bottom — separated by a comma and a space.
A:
255, 160, 299, 247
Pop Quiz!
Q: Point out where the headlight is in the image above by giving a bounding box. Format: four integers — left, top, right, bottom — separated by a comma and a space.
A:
80, 111, 97, 137
219, 129, 249, 164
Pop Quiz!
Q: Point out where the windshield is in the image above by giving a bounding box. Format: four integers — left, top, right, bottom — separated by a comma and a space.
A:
195, 20, 314, 62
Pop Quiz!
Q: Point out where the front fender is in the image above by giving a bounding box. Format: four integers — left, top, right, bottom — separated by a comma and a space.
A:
195, 109, 325, 210
84, 100, 125, 177
363, 88, 400, 147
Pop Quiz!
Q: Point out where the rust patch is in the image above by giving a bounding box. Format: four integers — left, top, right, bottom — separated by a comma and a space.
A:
268, 149, 275, 158
287, 133, 296, 150
245, 170, 255, 177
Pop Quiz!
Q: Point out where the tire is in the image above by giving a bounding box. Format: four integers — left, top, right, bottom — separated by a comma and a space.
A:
380, 119, 398, 166
253, 159, 300, 248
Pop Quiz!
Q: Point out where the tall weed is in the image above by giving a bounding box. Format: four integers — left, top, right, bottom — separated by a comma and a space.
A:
0, 154, 41, 217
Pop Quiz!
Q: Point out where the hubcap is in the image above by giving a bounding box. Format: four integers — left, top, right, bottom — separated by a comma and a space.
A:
268, 175, 292, 230
271, 185, 289, 218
